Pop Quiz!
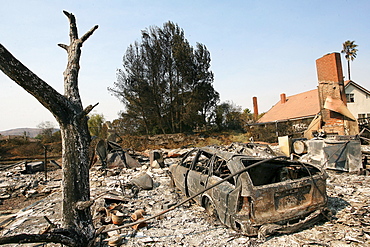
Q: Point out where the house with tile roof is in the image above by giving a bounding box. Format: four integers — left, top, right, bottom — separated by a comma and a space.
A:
257, 90, 320, 124
252, 82, 368, 141
257, 80, 370, 124
249, 53, 367, 142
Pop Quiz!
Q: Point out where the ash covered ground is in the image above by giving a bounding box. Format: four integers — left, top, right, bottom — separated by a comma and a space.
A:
0, 149, 369, 247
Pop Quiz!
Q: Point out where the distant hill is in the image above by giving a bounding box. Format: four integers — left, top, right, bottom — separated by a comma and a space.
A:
0, 128, 59, 138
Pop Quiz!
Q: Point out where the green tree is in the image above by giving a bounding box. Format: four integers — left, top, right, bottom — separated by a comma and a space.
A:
109, 21, 219, 135
214, 101, 244, 131
240, 108, 255, 125
341, 40, 358, 80
88, 113, 105, 138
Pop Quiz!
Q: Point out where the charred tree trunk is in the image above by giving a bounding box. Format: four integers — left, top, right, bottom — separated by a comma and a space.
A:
57, 11, 98, 244
0, 11, 98, 247
60, 120, 95, 245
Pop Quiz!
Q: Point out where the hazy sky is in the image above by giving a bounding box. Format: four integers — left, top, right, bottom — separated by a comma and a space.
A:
1, 0, 370, 131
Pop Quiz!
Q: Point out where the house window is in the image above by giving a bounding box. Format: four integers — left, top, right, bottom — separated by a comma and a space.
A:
346, 93, 355, 103
358, 114, 366, 119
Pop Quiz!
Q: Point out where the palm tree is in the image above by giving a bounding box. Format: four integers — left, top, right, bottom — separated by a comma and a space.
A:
341, 40, 358, 80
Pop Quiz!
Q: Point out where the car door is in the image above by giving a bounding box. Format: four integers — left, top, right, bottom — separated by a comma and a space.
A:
207, 157, 237, 224
171, 149, 198, 195
186, 150, 214, 203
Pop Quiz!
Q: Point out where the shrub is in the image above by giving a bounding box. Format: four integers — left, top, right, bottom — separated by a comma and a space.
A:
9, 142, 44, 157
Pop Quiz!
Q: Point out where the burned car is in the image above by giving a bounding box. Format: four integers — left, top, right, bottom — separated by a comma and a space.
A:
169, 147, 328, 236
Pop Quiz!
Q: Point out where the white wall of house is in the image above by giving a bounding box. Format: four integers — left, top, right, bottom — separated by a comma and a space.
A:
345, 84, 370, 118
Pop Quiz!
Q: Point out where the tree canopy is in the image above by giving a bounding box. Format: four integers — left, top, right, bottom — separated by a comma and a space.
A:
88, 113, 105, 138
341, 40, 358, 80
214, 101, 255, 131
109, 21, 219, 135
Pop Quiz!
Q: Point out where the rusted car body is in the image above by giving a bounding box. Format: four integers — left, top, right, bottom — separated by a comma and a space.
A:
169, 147, 328, 236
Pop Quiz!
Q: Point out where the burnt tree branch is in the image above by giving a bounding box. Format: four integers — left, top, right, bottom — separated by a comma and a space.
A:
0, 44, 70, 123
58, 43, 69, 51
63, 10, 78, 41
83, 102, 99, 116
81, 25, 99, 43
59, 10, 98, 109
0, 233, 76, 246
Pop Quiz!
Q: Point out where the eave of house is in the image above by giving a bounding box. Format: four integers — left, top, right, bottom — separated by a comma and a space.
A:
344, 80, 370, 95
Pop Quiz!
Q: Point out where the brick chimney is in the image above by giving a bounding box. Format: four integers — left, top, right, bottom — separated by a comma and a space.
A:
316, 53, 346, 106
280, 93, 286, 104
253, 96, 258, 120
316, 53, 344, 83
315, 52, 357, 135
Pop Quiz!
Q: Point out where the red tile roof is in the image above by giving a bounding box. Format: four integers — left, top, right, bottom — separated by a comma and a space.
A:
257, 89, 320, 123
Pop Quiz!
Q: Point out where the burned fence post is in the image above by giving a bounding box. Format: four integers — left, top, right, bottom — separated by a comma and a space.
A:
43, 145, 48, 181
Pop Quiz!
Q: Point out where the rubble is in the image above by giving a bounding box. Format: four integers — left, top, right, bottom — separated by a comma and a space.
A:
131, 173, 154, 190
96, 140, 141, 169
299, 136, 363, 172
0, 145, 369, 246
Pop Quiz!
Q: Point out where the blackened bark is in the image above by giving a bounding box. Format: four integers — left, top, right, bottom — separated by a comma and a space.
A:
60, 121, 94, 245
0, 11, 98, 247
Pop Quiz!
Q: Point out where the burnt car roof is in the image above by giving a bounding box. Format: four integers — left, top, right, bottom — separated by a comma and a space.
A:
199, 146, 323, 170
200, 146, 239, 160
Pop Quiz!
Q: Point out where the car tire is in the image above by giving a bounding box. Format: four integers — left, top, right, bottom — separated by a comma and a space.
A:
204, 197, 218, 220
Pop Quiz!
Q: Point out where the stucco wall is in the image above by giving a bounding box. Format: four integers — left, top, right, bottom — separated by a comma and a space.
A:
345, 84, 370, 118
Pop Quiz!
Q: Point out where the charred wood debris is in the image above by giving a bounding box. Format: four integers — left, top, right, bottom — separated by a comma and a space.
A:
0, 141, 369, 247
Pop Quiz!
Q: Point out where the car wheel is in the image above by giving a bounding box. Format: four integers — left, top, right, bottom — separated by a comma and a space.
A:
204, 197, 218, 220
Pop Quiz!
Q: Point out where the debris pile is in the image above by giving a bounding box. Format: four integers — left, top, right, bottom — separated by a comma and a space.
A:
0, 146, 369, 246
0, 161, 61, 209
